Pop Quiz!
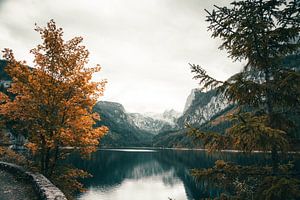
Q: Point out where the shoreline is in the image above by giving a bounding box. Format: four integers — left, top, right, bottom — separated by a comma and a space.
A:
98, 146, 300, 154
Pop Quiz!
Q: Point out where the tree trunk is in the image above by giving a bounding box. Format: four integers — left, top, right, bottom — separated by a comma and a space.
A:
265, 68, 278, 173
49, 144, 59, 177
40, 136, 46, 174
44, 147, 51, 176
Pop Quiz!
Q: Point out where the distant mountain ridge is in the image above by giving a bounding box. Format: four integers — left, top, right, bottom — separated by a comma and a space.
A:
93, 101, 153, 147
128, 109, 180, 134
152, 89, 234, 148
93, 93, 232, 148
177, 89, 230, 128
93, 101, 182, 147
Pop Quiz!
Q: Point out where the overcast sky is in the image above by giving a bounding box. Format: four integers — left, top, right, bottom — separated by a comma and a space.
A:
0, 0, 243, 113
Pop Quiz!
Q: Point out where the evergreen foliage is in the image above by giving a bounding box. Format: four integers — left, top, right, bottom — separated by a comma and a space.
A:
189, 0, 300, 198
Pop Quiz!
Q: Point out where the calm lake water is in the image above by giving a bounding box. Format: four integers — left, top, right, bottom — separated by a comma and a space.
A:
69, 149, 274, 200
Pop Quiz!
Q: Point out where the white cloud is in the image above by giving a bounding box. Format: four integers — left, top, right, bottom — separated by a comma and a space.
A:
0, 0, 243, 113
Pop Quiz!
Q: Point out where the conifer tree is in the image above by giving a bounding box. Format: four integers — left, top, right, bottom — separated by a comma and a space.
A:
189, 0, 300, 198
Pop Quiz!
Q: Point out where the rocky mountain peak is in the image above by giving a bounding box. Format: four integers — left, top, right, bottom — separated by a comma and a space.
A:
128, 109, 181, 134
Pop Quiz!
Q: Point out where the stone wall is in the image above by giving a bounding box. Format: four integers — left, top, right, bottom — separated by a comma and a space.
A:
0, 161, 67, 200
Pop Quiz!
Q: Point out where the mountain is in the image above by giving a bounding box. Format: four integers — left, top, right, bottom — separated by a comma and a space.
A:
152, 89, 234, 148
93, 101, 184, 147
93, 101, 153, 147
150, 88, 235, 148
128, 109, 181, 134
146, 109, 181, 124
177, 89, 231, 128
128, 113, 167, 134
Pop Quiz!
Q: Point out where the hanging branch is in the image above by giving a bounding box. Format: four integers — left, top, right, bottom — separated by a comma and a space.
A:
189, 63, 224, 91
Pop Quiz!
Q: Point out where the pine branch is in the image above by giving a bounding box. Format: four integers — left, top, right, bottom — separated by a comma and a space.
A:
189, 63, 224, 91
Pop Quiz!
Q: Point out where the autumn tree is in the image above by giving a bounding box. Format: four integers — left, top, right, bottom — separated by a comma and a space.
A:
0, 20, 108, 179
188, 0, 300, 199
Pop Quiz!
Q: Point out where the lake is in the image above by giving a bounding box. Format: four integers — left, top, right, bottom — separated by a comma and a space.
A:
69, 149, 273, 200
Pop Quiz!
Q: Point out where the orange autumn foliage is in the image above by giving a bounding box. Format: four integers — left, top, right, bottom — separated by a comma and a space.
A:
0, 20, 108, 175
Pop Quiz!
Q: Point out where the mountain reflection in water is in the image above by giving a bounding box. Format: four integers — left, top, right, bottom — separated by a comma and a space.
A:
68, 149, 270, 200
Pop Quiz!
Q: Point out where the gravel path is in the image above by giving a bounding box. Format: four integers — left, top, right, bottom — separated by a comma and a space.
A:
0, 169, 38, 200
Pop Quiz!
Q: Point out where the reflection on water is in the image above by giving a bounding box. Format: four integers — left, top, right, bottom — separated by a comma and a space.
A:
68, 149, 271, 200
80, 174, 186, 200
103, 149, 158, 153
